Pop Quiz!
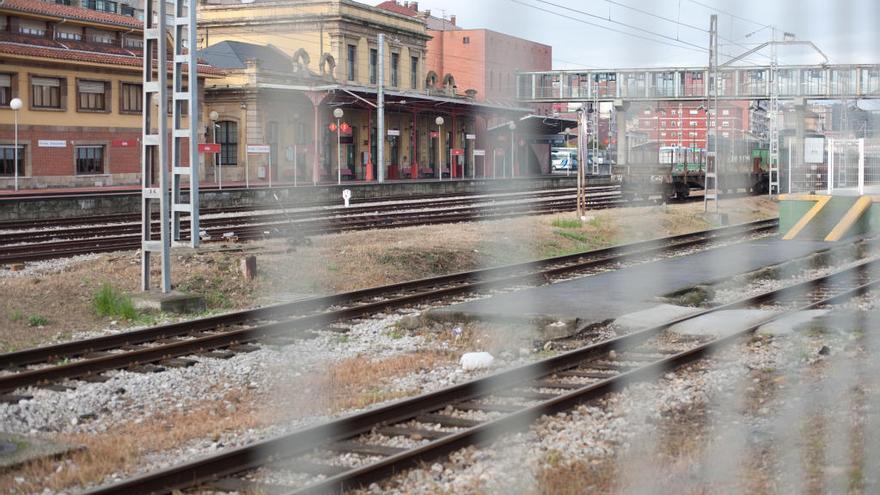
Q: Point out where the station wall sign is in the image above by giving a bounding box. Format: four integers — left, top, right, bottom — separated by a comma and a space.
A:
466, 134, 476, 140
451, 148, 465, 156
38, 140, 67, 148
804, 137, 825, 164
387, 129, 400, 137
247, 144, 271, 154
474, 149, 486, 156
199, 143, 220, 153
111, 139, 136, 148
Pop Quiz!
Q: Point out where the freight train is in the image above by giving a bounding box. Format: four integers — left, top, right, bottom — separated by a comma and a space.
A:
614, 145, 770, 200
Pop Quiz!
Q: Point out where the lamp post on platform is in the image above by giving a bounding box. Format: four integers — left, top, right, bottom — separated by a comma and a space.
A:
209, 110, 221, 190
334, 108, 344, 185
508, 122, 516, 178
10, 98, 22, 192
435, 116, 444, 180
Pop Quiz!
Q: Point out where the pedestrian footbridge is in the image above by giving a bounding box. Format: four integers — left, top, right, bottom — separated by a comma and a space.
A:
517, 64, 880, 103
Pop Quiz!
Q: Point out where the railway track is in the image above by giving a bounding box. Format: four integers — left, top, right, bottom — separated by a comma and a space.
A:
0, 188, 623, 264
0, 187, 600, 231
0, 219, 777, 399
79, 238, 880, 494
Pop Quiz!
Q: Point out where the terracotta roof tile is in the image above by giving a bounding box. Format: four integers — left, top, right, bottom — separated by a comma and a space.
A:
0, 0, 142, 29
375, 1, 418, 17
0, 41, 223, 75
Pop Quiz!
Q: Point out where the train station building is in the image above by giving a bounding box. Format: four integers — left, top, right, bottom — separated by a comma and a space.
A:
0, 0, 220, 190
196, 0, 551, 184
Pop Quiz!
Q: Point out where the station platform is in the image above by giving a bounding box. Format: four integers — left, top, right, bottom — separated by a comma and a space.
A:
427, 237, 832, 332
0, 175, 605, 222
780, 194, 880, 241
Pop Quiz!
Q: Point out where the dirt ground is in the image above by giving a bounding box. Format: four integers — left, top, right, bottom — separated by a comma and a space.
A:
0, 196, 777, 351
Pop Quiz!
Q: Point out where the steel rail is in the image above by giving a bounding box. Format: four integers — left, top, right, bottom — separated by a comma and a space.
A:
0, 194, 623, 264
0, 188, 610, 243
0, 187, 606, 232
0, 219, 777, 392
82, 249, 880, 495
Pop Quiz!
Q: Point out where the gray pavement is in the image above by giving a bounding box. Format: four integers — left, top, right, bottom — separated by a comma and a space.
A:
428, 239, 833, 328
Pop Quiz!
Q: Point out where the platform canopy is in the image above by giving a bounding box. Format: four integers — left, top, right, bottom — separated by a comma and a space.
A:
488, 114, 579, 144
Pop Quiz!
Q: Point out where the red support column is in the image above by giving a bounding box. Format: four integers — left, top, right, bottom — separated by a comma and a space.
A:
312, 105, 321, 184
366, 109, 374, 181
411, 111, 418, 179
451, 114, 457, 178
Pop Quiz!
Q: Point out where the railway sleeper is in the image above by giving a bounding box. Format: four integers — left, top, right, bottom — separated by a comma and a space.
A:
160, 358, 198, 368
375, 426, 451, 441
490, 389, 561, 401
0, 394, 33, 404
325, 441, 407, 457
265, 459, 350, 476
414, 414, 480, 429
207, 477, 289, 495
127, 364, 165, 374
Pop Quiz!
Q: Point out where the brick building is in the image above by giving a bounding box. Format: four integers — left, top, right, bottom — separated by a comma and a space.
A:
0, 0, 219, 189
635, 101, 754, 149
375, 1, 552, 105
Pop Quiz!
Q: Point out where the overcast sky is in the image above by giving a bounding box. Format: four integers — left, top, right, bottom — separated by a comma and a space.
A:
388, 0, 880, 69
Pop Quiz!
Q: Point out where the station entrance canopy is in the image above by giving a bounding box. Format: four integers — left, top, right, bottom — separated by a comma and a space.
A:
258, 82, 532, 115
516, 64, 880, 103
488, 115, 579, 144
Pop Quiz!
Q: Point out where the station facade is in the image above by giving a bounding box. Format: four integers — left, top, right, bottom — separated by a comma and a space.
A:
197, 0, 531, 184
0, 0, 219, 189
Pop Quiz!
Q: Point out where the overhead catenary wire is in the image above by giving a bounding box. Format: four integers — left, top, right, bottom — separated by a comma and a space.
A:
510, 0, 762, 66
685, 0, 770, 29
597, 0, 771, 60
531, 0, 711, 53
506, 0, 709, 56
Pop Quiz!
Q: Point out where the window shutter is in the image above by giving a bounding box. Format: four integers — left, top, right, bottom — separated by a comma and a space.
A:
78, 81, 105, 94
32, 77, 61, 87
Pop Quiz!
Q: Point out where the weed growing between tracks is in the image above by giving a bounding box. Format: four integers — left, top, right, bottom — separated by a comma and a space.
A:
0, 196, 777, 352
92, 284, 139, 321
0, 388, 261, 494
267, 351, 457, 417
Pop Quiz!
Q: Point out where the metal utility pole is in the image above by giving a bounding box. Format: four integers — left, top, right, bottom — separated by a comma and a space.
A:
142, 0, 171, 292
704, 14, 719, 214
576, 106, 587, 218
768, 27, 780, 195
171, 0, 199, 249
377, 33, 385, 183
591, 77, 600, 175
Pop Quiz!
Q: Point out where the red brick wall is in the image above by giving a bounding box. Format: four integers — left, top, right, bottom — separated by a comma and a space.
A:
426, 29, 551, 104
484, 30, 551, 101
0, 124, 194, 179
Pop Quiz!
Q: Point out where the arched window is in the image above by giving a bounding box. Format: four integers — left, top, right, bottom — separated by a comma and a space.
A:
426, 71, 438, 88
216, 121, 238, 165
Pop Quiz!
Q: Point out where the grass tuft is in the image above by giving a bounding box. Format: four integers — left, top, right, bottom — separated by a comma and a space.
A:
551, 217, 583, 229
92, 284, 139, 320
27, 315, 49, 327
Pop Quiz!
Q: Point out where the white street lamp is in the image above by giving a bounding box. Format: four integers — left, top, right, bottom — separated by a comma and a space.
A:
508, 122, 516, 178
333, 108, 344, 185
10, 98, 22, 192
208, 110, 221, 190
435, 116, 444, 180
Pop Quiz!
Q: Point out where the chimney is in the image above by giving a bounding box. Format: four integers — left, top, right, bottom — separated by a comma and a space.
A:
424, 9, 431, 17
450, 15, 456, 26
411, 2, 418, 11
